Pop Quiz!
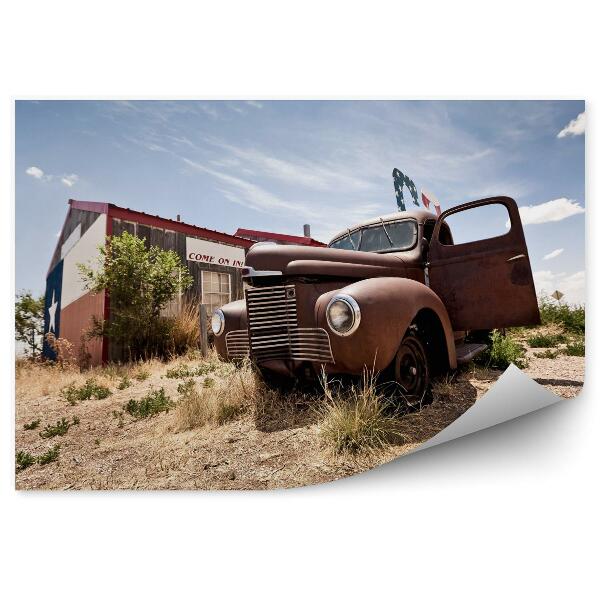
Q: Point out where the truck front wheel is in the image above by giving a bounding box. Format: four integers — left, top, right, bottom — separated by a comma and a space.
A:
393, 331, 431, 408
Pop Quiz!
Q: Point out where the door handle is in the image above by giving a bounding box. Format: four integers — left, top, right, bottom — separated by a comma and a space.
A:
507, 254, 526, 262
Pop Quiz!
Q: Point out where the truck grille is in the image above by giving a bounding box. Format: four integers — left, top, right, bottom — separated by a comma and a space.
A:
225, 330, 249, 359
246, 284, 334, 364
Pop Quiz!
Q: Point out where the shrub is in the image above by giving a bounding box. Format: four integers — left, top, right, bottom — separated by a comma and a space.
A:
117, 375, 132, 390
39, 416, 79, 439
23, 419, 41, 430
134, 369, 150, 381
15, 291, 45, 358
527, 333, 567, 348
124, 388, 173, 419
539, 297, 585, 334
61, 378, 111, 404
79, 231, 193, 360
485, 330, 528, 369
564, 340, 585, 357
16, 451, 36, 472
38, 445, 61, 465
535, 349, 559, 359
44, 333, 76, 366
318, 371, 403, 455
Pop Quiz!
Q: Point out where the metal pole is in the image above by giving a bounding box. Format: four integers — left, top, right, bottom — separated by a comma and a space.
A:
199, 304, 208, 358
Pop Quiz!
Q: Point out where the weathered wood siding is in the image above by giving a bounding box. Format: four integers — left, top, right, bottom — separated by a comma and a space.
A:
110, 217, 244, 303
49, 207, 101, 272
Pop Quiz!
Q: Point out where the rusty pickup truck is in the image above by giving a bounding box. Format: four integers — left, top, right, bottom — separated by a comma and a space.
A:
212, 197, 540, 402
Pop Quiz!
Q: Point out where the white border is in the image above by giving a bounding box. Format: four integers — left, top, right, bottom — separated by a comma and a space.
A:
2, 2, 597, 598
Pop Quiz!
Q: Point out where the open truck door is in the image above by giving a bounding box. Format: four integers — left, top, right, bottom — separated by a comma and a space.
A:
428, 196, 540, 331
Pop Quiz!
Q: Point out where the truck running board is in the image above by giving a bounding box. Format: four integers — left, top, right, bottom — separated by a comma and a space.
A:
455, 342, 488, 365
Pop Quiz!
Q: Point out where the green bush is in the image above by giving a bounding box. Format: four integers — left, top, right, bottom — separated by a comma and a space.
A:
39, 416, 80, 439
527, 333, 567, 348
79, 231, 193, 360
16, 451, 36, 472
124, 388, 173, 419
38, 445, 61, 465
564, 340, 585, 357
117, 375, 132, 390
539, 297, 585, 334
40, 418, 71, 438
61, 379, 111, 404
23, 419, 41, 430
534, 349, 559, 359
134, 369, 150, 381
485, 330, 528, 369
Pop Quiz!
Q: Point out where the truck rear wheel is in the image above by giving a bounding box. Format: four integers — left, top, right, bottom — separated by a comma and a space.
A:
393, 331, 431, 408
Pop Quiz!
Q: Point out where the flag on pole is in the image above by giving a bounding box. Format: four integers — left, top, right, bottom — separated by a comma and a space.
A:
421, 189, 442, 217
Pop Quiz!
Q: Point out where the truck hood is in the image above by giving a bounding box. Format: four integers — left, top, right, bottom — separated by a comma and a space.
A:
245, 244, 408, 279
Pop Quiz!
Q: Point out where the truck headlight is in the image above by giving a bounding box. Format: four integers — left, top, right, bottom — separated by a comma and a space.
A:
326, 294, 361, 336
211, 309, 225, 336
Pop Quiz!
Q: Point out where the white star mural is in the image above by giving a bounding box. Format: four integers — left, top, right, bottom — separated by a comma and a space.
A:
48, 290, 58, 333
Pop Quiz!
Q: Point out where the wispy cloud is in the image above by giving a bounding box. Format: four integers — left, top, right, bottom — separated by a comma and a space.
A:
205, 139, 373, 192
515, 197, 584, 226
182, 157, 315, 217
26, 166, 44, 179
181, 156, 384, 238
557, 112, 585, 138
245, 100, 263, 109
61, 174, 79, 188
543, 248, 564, 260
26, 165, 79, 187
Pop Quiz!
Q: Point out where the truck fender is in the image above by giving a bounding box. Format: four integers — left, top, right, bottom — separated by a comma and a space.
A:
213, 299, 247, 360
315, 277, 457, 375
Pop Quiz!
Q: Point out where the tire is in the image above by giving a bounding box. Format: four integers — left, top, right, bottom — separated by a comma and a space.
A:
393, 330, 431, 408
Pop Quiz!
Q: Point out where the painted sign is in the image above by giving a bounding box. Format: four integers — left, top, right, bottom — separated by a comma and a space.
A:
186, 237, 245, 268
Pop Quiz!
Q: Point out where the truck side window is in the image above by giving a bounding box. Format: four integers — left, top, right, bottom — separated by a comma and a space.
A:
440, 202, 510, 246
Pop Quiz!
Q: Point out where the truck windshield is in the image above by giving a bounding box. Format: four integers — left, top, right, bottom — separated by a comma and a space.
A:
329, 219, 417, 253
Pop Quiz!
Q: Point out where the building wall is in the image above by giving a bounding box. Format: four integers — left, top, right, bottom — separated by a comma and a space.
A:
48, 207, 102, 274
110, 217, 245, 304
59, 291, 104, 365
45, 204, 249, 365
43, 213, 107, 365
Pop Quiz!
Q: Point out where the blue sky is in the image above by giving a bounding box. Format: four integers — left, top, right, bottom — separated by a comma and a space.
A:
15, 100, 585, 303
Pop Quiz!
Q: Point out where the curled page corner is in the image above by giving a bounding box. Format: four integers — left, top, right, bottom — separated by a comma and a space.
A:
412, 364, 564, 454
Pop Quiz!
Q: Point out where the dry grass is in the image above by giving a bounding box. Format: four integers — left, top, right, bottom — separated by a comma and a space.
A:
15, 326, 584, 489
15, 357, 169, 406
317, 370, 404, 455
165, 301, 201, 355
174, 358, 257, 430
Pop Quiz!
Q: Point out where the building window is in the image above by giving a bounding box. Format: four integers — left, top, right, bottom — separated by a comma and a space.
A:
201, 271, 231, 314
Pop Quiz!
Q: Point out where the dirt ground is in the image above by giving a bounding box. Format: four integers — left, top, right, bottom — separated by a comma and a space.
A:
15, 346, 584, 491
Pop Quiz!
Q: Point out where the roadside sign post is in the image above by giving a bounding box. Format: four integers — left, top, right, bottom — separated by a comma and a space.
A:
199, 304, 209, 357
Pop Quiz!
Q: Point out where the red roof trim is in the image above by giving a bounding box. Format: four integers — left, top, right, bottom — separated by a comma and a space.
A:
69, 199, 109, 214
234, 228, 326, 247
67, 199, 254, 248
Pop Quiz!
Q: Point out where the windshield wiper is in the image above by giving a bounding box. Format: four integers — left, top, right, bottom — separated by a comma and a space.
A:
347, 228, 362, 250
379, 218, 393, 247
